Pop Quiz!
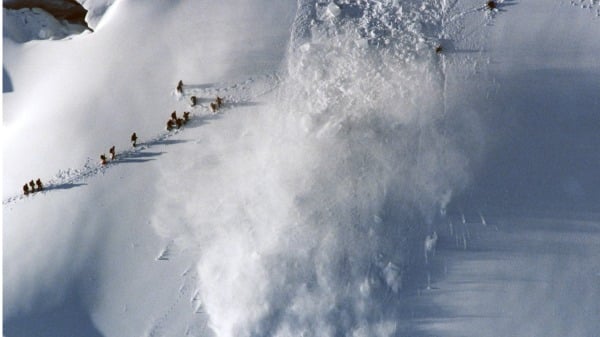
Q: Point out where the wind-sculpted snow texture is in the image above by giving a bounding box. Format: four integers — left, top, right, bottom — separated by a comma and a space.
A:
153, 1, 485, 336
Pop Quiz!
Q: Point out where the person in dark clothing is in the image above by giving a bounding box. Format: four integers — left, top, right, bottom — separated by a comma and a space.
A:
183, 111, 190, 123
36, 178, 43, 191
100, 154, 107, 165
176, 80, 183, 93
190, 96, 197, 107
171, 111, 177, 120
216, 96, 223, 108
167, 119, 175, 131
109, 146, 116, 160
131, 132, 138, 147
23, 184, 30, 195
29, 180, 36, 192
486, 1, 496, 9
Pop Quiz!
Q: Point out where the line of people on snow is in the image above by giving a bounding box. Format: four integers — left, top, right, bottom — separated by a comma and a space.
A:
100, 145, 117, 165
99, 132, 137, 166
166, 111, 190, 131
176, 79, 224, 112
210, 95, 224, 113
23, 178, 43, 195
178, 80, 199, 107
23, 79, 226, 195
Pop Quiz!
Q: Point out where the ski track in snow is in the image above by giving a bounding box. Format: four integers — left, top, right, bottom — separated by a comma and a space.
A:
3, 72, 282, 207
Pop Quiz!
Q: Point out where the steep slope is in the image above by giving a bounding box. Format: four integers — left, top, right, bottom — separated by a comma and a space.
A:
415, 0, 600, 335
4, 1, 296, 335
3, 0, 600, 336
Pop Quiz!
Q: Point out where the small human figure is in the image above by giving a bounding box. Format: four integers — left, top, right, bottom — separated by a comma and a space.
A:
167, 119, 174, 131
176, 80, 183, 93
486, 0, 496, 9
190, 96, 197, 107
183, 111, 190, 123
36, 178, 43, 191
109, 146, 116, 160
100, 154, 107, 165
29, 180, 36, 192
424, 232, 438, 264
435, 45, 443, 54
23, 184, 30, 195
131, 132, 138, 147
209, 102, 218, 113
176, 118, 184, 129
171, 111, 177, 121
216, 96, 223, 108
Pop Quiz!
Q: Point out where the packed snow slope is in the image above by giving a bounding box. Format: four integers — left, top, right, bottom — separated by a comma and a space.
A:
3, 0, 600, 336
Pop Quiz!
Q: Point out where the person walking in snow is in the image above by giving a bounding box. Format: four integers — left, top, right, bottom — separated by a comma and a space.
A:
29, 180, 36, 192
183, 111, 190, 123
176, 80, 183, 93
216, 96, 223, 108
23, 183, 30, 195
166, 119, 174, 131
36, 178, 43, 191
171, 111, 177, 121
190, 96, 197, 107
131, 132, 138, 147
100, 154, 107, 165
424, 231, 438, 264
109, 146, 116, 160
209, 102, 217, 113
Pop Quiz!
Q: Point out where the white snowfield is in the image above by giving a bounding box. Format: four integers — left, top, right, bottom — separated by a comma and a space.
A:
3, 0, 600, 336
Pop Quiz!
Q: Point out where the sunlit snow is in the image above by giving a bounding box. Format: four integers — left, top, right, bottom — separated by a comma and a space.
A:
3, 0, 600, 336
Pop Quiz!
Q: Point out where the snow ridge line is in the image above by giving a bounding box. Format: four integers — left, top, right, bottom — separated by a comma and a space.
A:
3, 73, 283, 206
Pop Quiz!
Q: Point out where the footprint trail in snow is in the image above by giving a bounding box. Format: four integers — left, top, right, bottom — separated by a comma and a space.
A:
3, 72, 282, 206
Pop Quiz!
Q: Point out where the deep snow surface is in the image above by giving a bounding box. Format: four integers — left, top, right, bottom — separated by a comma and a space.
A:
3, 0, 600, 336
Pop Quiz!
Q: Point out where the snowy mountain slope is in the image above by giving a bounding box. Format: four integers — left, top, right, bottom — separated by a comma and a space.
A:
413, 0, 600, 335
148, 1, 494, 335
4, 1, 296, 335
4, 0, 600, 336
419, 214, 600, 337
3, 0, 295, 197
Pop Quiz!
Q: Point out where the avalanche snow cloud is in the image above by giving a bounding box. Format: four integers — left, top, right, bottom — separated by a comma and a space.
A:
153, 1, 484, 336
